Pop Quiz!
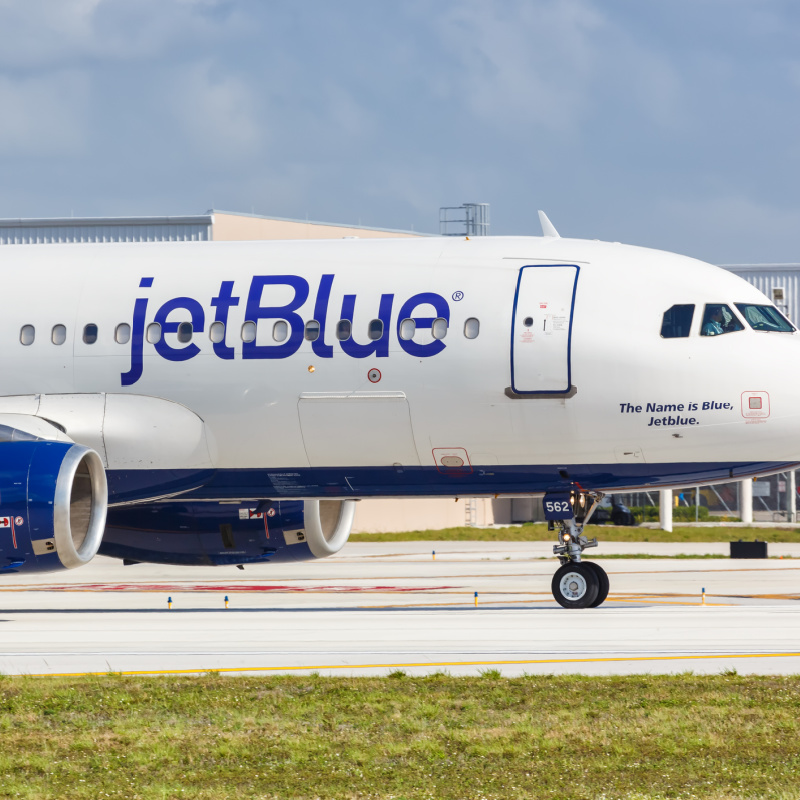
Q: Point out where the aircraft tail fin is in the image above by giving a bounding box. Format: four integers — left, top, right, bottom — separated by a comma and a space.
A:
538, 210, 560, 238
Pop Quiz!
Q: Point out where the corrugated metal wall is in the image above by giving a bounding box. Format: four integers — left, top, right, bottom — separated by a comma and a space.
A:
722, 265, 800, 324
0, 217, 212, 245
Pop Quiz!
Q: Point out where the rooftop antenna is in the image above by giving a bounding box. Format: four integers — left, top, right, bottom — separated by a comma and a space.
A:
538, 210, 560, 238
439, 203, 490, 236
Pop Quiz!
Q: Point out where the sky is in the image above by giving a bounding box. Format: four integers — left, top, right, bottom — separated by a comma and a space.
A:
0, 0, 799, 263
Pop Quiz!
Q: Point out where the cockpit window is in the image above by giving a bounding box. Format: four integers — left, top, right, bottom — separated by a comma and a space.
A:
700, 304, 744, 337
734, 303, 795, 333
660, 304, 694, 338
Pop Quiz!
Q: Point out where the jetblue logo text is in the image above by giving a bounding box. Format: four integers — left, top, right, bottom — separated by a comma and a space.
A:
121, 275, 450, 386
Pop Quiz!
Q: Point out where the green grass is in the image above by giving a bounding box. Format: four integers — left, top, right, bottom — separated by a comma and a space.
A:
583, 553, 730, 559
2, 674, 800, 799
352, 523, 800, 543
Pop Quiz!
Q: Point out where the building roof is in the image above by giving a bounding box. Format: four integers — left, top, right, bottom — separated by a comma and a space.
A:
0, 209, 425, 244
721, 263, 800, 272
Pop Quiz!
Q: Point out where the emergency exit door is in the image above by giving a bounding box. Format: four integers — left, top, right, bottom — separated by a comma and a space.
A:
511, 265, 579, 394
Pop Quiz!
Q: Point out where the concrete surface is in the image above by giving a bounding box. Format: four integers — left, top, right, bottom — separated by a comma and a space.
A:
1, 542, 799, 677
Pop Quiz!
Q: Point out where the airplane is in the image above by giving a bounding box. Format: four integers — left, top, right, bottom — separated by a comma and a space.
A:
1, 212, 797, 609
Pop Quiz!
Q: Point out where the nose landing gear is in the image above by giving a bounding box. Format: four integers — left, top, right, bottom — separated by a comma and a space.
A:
545, 490, 610, 609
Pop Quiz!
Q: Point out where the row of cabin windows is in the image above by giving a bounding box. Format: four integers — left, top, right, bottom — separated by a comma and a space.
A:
19, 318, 481, 346
661, 303, 795, 338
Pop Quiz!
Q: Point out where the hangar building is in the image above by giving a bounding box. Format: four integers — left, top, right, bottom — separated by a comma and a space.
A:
0, 210, 424, 245
721, 263, 800, 323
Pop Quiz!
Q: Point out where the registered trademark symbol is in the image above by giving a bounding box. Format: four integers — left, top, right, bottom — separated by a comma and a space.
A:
452, 291, 464, 301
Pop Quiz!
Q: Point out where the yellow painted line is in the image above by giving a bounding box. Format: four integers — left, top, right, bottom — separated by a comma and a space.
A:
20, 651, 800, 679
357, 596, 733, 609
358, 597, 548, 609
610, 566, 800, 575
606, 598, 732, 606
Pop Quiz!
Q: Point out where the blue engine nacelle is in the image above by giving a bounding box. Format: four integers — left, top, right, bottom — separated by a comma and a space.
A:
99, 499, 356, 567
0, 441, 108, 574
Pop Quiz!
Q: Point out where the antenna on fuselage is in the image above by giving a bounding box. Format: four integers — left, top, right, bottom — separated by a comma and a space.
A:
538, 210, 560, 238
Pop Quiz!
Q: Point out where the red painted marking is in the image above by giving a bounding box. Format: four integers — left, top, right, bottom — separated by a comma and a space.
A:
1, 516, 17, 548
41, 584, 458, 593
431, 447, 473, 475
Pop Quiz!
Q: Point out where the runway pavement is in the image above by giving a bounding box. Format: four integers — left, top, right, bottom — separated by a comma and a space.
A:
1, 540, 800, 677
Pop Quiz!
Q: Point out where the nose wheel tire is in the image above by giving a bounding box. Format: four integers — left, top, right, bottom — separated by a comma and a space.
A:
552, 562, 600, 609
584, 561, 610, 607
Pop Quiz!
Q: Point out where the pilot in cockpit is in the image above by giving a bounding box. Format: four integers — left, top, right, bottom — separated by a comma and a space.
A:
701, 305, 725, 336
701, 303, 744, 336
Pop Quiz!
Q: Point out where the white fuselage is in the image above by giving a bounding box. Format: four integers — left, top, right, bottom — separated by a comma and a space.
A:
1, 235, 798, 501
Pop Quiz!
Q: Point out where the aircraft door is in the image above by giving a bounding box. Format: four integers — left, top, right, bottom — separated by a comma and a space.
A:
511, 265, 579, 394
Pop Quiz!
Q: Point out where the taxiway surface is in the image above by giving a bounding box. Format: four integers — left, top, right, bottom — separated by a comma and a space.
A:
2, 541, 799, 676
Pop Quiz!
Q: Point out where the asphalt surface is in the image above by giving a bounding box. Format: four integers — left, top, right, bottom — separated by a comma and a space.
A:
2, 541, 799, 676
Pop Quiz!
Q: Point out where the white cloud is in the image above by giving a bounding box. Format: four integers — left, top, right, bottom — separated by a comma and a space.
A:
164, 62, 264, 160
655, 192, 800, 263
430, 0, 606, 133
0, 0, 240, 68
0, 70, 89, 155
427, 0, 690, 136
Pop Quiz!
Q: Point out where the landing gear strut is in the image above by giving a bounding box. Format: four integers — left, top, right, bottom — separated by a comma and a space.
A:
544, 489, 610, 609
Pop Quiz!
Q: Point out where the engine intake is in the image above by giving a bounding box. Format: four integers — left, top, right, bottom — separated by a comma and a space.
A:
303, 500, 356, 558
0, 442, 108, 574
100, 498, 356, 567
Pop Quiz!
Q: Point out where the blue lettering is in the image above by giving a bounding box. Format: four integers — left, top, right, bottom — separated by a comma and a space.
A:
242, 275, 309, 360
121, 275, 453, 386
120, 277, 153, 386
339, 293, 394, 358
396, 292, 450, 357
311, 274, 334, 359
210, 281, 240, 360
154, 297, 206, 362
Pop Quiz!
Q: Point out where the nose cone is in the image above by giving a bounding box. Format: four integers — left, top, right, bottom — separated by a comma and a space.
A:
732, 333, 800, 465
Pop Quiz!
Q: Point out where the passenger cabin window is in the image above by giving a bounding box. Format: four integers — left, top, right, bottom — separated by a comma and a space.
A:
209, 321, 225, 343
304, 320, 320, 341
241, 321, 256, 343
336, 320, 351, 341
735, 303, 795, 333
146, 322, 161, 344
431, 318, 448, 340
700, 304, 744, 337
20, 325, 35, 346
51, 324, 66, 345
115, 323, 131, 344
83, 324, 98, 344
273, 321, 288, 342
177, 322, 193, 343
464, 318, 480, 339
367, 319, 383, 340
660, 305, 694, 338
399, 319, 415, 340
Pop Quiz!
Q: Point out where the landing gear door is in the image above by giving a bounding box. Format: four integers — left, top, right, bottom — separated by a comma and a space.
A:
511, 265, 579, 394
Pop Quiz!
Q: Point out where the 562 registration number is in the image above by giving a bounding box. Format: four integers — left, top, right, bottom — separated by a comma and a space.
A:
543, 493, 574, 521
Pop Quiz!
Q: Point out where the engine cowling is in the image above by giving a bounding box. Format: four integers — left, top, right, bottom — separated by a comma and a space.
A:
100, 499, 356, 567
0, 441, 108, 574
